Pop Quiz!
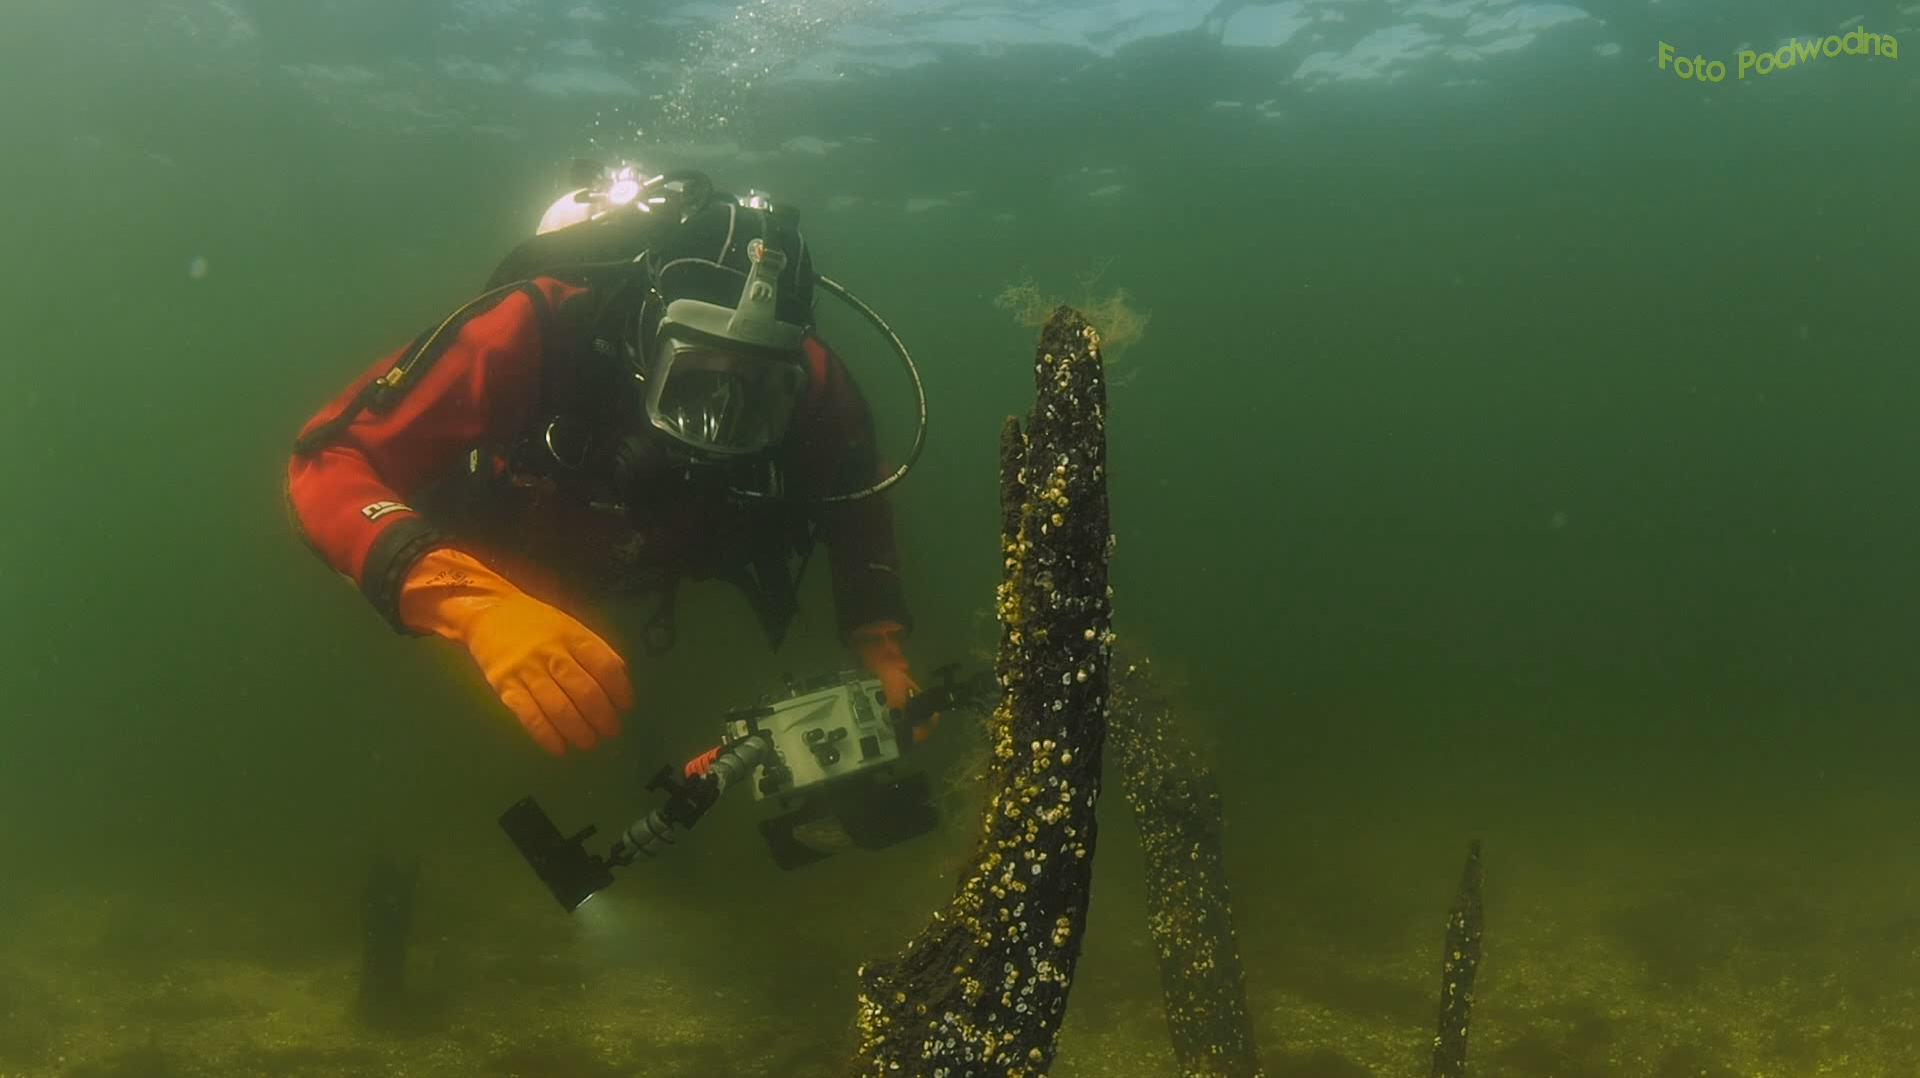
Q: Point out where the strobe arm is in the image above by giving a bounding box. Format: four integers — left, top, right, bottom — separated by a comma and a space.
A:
607, 734, 773, 864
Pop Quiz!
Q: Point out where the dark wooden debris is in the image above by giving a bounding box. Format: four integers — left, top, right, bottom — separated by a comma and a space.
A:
850, 304, 1114, 1078
1430, 839, 1485, 1078
1111, 657, 1264, 1078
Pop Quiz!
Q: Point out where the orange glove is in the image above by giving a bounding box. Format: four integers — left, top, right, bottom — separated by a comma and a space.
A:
852, 620, 919, 708
852, 620, 940, 743
399, 548, 632, 755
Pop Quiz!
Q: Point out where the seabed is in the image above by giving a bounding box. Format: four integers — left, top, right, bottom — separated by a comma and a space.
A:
5, 825, 1914, 1078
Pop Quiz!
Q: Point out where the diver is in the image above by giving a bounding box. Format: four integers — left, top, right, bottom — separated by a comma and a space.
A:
284, 164, 928, 757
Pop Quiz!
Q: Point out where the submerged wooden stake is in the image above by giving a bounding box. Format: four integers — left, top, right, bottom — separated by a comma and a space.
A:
1111, 657, 1264, 1078
1430, 839, 1485, 1078
355, 851, 421, 1028
850, 304, 1114, 1077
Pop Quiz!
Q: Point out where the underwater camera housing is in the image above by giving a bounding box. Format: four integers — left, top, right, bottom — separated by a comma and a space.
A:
499, 664, 993, 911
727, 669, 935, 870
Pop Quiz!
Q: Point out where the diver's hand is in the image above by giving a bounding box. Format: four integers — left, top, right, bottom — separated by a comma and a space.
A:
852, 620, 919, 709
399, 548, 632, 754
852, 620, 945, 743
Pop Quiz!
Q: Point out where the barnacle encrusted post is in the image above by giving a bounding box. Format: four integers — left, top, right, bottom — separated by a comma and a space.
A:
1430, 839, 1485, 1078
850, 304, 1113, 1077
1110, 657, 1263, 1078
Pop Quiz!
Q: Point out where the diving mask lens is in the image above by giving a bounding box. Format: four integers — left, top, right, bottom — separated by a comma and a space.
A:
645, 340, 807, 456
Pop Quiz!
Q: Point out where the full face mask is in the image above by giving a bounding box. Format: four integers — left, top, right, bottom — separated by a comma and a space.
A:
638, 214, 813, 459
